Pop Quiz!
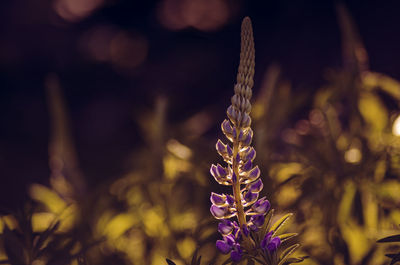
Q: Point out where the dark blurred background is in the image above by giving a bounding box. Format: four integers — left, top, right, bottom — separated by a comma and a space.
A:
1, 0, 400, 211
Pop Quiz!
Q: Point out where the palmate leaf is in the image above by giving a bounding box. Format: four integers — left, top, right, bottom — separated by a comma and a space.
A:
278, 243, 300, 265
377, 234, 400, 243
271, 213, 293, 236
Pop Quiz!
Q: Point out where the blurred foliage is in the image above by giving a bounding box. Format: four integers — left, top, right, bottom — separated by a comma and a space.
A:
1, 3, 400, 265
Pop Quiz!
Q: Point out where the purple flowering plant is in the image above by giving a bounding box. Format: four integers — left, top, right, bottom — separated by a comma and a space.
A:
209, 17, 305, 265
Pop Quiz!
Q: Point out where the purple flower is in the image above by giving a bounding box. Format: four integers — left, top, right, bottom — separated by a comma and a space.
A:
245, 147, 256, 161
221, 119, 234, 135
248, 179, 263, 193
230, 243, 242, 262
242, 160, 252, 172
250, 214, 265, 227
210, 205, 228, 219
218, 220, 234, 235
216, 240, 232, 254
226, 195, 235, 206
247, 166, 260, 181
210, 192, 226, 205
261, 231, 281, 252
252, 197, 270, 214
244, 190, 258, 203
216, 234, 242, 262
216, 164, 227, 176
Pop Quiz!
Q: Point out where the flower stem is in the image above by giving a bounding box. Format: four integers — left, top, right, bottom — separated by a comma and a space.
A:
232, 128, 249, 242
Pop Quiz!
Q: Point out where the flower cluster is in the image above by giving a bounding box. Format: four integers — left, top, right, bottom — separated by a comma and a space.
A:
209, 17, 282, 263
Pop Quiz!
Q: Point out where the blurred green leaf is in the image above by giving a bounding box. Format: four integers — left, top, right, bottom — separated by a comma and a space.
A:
278, 243, 300, 265
377, 234, 400, 243
271, 213, 293, 236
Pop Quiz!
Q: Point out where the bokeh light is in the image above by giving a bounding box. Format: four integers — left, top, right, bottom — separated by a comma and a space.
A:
157, 0, 231, 31
53, 0, 104, 22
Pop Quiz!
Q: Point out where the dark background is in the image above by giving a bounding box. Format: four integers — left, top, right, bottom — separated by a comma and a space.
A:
1, 0, 399, 210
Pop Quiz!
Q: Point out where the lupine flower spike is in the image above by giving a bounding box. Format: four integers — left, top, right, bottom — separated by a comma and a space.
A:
210, 17, 306, 265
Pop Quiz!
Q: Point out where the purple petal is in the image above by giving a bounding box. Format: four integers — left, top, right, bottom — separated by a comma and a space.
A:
267, 237, 281, 252
232, 172, 237, 183
210, 205, 227, 218
225, 234, 235, 246
242, 160, 252, 172
238, 129, 244, 141
230, 243, 242, 262
251, 214, 265, 227
235, 153, 240, 164
226, 195, 235, 206
222, 119, 233, 135
227, 106, 236, 121
242, 129, 253, 145
226, 145, 233, 157
242, 113, 251, 127
216, 240, 231, 254
246, 148, 256, 161
252, 198, 270, 214
210, 192, 226, 205
248, 179, 263, 192
210, 164, 218, 178
248, 166, 260, 180
218, 220, 233, 235
216, 140, 226, 154
244, 190, 258, 203
261, 231, 273, 250
216, 164, 227, 176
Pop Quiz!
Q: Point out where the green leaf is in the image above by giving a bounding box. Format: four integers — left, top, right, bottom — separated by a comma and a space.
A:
271, 213, 293, 236
278, 244, 300, 265
166, 258, 176, 265
278, 233, 298, 243
377, 235, 400, 243
281, 256, 308, 265
259, 209, 274, 239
